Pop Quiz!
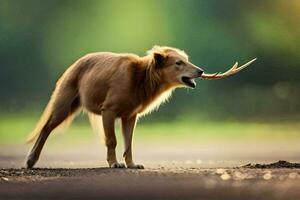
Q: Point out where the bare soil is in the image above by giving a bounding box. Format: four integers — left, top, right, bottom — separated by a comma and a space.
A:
1, 142, 300, 200
242, 160, 300, 169
1, 161, 300, 200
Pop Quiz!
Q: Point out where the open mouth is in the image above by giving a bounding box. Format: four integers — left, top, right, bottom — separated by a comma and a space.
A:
181, 76, 196, 88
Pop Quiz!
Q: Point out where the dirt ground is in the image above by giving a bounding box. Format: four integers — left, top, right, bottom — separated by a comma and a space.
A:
0, 165, 300, 200
1, 142, 300, 200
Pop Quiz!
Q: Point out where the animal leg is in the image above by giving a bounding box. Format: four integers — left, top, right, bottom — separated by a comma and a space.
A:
102, 109, 124, 168
26, 95, 80, 168
121, 115, 143, 169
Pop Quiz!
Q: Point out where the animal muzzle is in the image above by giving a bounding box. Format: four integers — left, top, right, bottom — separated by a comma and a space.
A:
181, 68, 203, 88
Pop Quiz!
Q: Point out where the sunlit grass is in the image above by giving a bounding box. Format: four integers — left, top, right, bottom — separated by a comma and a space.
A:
0, 114, 300, 146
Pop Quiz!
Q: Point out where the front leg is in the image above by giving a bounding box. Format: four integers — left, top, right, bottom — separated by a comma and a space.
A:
121, 115, 144, 169
102, 109, 124, 168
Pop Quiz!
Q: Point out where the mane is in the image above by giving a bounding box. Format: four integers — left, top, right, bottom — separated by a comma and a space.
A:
132, 46, 185, 116
133, 60, 161, 105
135, 67, 173, 116
147, 45, 188, 60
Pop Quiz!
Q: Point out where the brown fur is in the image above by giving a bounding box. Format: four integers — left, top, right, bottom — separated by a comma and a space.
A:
26, 46, 203, 169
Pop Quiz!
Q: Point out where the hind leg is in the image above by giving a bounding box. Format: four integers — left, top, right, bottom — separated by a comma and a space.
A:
26, 120, 56, 169
26, 110, 69, 168
26, 96, 79, 169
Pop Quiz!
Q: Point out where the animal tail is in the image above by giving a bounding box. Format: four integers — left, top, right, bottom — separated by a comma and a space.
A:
87, 111, 105, 143
26, 69, 81, 143
26, 95, 54, 143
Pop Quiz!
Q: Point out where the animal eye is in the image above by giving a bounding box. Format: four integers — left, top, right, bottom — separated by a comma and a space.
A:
176, 60, 183, 65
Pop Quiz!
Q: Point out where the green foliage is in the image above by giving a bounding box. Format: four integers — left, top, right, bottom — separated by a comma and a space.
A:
0, 0, 299, 120
1, 115, 300, 145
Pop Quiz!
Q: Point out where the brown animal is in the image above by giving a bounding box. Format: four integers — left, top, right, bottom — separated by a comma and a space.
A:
26, 46, 256, 169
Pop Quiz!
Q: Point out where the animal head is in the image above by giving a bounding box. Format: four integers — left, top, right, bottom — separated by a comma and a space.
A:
147, 46, 203, 89
147, 45, 257, 89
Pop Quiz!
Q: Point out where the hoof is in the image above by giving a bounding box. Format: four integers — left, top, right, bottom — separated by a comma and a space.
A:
26, 157, 36, 169
127, 164, 144, 169
110, 163, 125, 168
26, 153, 38, 169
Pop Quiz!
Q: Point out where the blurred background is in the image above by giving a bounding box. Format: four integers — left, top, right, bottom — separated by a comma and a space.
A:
0, 0, 299, 168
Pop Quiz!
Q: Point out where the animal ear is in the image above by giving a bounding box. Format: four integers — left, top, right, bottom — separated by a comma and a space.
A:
153, 52, 166, 67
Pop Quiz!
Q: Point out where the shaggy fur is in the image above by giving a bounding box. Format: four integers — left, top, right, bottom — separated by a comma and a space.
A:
26, 46, 203, 169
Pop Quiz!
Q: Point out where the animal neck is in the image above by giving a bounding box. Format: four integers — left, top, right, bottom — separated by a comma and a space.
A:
144, 67, 161, 98
132, 56, 175, 115
134, 57, 166, 105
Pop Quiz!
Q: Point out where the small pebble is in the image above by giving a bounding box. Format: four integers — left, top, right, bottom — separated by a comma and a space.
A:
220, 172, 231, 180
263, 172, 272, 180
233, 171, 245, 180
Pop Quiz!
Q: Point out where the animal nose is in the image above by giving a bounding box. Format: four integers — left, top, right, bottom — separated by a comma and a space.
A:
197, 68, 204, 76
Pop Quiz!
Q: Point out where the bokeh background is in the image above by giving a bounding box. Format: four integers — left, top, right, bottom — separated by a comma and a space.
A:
0, 0, 299, 167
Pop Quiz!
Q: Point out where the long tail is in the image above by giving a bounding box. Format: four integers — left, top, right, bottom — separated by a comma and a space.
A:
87, 112, 105, 143
26, 91, 57, 143
26, 91, 81, 143
27, 65, 81, 143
